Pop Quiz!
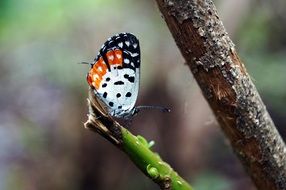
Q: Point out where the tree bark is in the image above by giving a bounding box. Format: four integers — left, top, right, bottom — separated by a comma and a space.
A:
154, 0, 286, 189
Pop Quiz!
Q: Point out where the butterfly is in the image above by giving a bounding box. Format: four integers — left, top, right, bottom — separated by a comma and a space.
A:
86, 32, 169, 119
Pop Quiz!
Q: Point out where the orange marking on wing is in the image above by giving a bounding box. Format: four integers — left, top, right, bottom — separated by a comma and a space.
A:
106, 49, 123, 66
87, 74, 93, 86
106, 51, 115, 63
87, 58, 108, 90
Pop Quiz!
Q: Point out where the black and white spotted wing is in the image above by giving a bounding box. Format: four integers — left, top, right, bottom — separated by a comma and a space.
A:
87, 33, 141, 118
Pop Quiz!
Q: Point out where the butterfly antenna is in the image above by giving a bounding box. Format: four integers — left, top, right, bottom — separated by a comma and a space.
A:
135, 105, 171, 114
78, 61, 91, 65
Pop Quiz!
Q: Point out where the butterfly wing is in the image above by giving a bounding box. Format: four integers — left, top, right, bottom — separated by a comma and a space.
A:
87, 33, 140, 118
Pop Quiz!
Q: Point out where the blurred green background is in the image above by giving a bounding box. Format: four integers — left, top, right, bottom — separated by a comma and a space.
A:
0, 0, 285, 190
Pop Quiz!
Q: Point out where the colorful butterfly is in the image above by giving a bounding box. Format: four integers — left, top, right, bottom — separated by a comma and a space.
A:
86, 32, 169, 119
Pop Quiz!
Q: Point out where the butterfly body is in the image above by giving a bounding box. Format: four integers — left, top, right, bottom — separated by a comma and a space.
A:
87, 33, 140, 118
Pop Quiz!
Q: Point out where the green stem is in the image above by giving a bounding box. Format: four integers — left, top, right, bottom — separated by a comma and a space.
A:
85, 89, 193, 189
121, 128, 193, 190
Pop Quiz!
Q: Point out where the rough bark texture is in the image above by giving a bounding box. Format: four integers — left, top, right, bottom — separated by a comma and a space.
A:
155, 0, 286, 189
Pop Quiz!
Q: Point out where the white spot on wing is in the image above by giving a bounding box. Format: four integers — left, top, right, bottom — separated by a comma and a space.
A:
118, 42, 123, 48
133, 43, 138, 48
116, 53, 122, 59
131, 53, 139, 57
108, 55, 114, 61
98, 66, 103, 71
125, 41, 130, 46
124, 59, 130, 64
93, 74, 99, 80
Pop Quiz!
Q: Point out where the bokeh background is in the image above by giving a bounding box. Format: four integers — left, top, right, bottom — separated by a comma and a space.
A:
0, 0, 286, 189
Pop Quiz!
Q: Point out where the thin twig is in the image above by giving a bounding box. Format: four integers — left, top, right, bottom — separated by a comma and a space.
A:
84, 89, 192, 190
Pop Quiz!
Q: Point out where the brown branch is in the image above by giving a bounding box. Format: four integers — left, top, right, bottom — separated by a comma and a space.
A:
155, 0, 286, 189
